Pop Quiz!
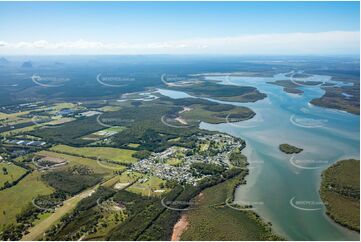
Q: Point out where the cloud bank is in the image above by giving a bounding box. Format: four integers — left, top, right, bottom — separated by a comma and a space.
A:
0, 31, 359, 55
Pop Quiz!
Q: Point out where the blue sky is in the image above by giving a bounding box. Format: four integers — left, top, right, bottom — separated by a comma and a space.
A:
0, 1, 359, 55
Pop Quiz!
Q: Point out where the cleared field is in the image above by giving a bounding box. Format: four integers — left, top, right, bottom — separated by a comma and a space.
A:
47, 102, 78, 115
81, 126, 125, 140
0, 117, 32, 127
49, 145, 137, 164
126, 175, 167, 197
1, 117, 73, 137
180, 175, 281, 240
320, 159, 360, 231
166, 158, 183, 166
102, 171, 143, 188
45, 117, 75, 126
0, 171, 54, 228
1, 124, 38, 137
98, 105, 122, 112
0, 111, 30, 120
0, 102, 75, 128
0, 162, 27, 187
199, 143, 209, 151
167, 137, 180, 142
35, 150, 125, 175
14, 154, 33, 162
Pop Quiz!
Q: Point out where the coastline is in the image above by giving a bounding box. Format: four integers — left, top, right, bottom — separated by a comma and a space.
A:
319, 159, 360, 232
169, 137, 282, 240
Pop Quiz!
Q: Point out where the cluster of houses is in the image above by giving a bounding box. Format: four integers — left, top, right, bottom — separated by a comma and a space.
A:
131, 133, 244, 185
132, 158, 198, 185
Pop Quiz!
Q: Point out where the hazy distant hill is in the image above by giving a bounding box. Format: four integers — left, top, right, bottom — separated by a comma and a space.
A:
0, 57, 9, 64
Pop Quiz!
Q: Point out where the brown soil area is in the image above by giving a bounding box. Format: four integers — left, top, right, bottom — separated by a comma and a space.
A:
171, 215, 189, 241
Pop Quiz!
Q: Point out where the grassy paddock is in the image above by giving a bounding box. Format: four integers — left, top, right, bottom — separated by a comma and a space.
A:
81, 126, 125, 140
166, 158, 183, 166
35, 150, 125, 175
0, 163, 27, 187
49, 145, 137, 164
102, 171, 143, 188
0, 171, 54, 228
126, 175, 167, 197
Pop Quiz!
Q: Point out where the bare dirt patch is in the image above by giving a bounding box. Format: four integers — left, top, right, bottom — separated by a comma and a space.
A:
171, 215, 189, 241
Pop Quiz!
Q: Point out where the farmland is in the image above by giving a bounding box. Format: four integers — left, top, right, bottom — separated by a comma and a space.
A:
49, 145, 137, 164
0, 171, 54, 228
35, 150, 125, 175
126, 175, 167, 197
0, 162, 27, 187
101, 171, 143, 188
81, 126, 125, 140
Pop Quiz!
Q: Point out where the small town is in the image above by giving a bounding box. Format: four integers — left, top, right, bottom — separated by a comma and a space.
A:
131, 133, 245, 185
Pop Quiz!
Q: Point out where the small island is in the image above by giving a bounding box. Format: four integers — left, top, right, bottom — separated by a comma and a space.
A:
267, 80, 322, 95
164, 79, 267, 103
268, 80, 304, 95
320, 159, 360, 231
310, 85, 359, 115
279, 144, 303, 154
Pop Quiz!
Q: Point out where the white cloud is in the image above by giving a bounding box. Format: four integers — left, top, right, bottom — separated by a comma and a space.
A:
0, 31, 359, 55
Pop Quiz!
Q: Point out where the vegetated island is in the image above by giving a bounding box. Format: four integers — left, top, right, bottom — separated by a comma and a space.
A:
268, 77, 360, 115
164, 81, 267, 103
279, 144, 303, 154
320, 159, 360, 231
310, 84, 360, 115
267, 80, 322, 95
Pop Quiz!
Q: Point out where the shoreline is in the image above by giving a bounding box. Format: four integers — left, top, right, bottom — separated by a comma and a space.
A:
169, 140, 282, 240
319, 159, 360, 232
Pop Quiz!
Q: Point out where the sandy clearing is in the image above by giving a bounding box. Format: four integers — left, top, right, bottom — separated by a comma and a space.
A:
175, 117, 188, 125
171, 214, 189, 241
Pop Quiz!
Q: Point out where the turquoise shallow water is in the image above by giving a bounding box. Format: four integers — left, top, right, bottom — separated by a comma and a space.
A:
157, 72, 360, 241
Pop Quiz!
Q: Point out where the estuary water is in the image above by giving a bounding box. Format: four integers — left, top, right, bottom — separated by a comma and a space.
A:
157, 72, 360, 241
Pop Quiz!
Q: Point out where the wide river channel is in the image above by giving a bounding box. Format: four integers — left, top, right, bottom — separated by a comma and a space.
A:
157, 72, 360, 241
